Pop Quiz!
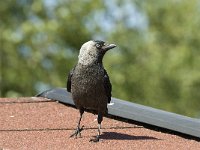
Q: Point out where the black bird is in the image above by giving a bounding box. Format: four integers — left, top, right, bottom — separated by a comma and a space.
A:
67, 40, 116, 142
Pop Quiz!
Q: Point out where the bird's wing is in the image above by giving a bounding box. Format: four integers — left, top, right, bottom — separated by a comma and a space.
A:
67, 68, 74, 92
103, 69, 112, 103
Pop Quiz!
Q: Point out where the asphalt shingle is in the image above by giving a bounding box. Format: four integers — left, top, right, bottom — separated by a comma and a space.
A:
0, 97, 199, 150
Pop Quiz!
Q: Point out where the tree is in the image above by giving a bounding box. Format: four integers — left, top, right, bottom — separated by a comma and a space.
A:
0, 0, 104, 96
107, 0, 200, 117
1, 0, 200, 118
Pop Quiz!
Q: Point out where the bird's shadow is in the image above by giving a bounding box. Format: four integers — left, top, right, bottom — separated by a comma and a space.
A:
100, 131, 159, 141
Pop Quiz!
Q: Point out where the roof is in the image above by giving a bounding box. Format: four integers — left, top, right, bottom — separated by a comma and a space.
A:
0, 97, 199, 150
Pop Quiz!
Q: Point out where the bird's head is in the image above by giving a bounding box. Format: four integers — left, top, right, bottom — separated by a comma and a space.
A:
78, 40, 116, 65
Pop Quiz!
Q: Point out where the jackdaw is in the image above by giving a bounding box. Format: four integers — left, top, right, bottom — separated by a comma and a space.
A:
67, 40, 116, 142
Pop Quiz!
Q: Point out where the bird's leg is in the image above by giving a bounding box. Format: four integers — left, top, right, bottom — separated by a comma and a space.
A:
90, 112, 103, 142
70, 108, 84, 138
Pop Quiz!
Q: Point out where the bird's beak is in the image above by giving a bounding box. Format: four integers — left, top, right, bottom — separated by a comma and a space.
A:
102, 43, 116, 51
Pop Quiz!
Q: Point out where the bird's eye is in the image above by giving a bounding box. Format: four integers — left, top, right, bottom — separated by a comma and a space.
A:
96, 44, 101, 48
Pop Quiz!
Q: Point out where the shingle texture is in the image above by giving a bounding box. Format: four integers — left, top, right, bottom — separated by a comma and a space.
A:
0, 97, 199, 150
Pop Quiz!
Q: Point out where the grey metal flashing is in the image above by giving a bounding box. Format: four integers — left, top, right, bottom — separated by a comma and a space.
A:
36, 88, 200, 139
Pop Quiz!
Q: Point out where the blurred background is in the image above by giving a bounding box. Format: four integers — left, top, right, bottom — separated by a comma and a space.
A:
0, 0, 200, 118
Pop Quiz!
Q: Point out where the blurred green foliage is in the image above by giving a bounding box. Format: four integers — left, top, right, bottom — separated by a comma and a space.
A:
0, 0, 200, 118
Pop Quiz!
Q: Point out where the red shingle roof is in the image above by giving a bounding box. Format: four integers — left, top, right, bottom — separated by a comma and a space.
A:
0, 97, 199, 150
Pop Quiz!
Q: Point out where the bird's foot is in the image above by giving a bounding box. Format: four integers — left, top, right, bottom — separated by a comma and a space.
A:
89, 135, 100, 142
70, 125, 84, 138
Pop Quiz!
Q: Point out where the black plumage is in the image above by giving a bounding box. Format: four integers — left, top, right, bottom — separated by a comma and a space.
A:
67, 40, 116, 142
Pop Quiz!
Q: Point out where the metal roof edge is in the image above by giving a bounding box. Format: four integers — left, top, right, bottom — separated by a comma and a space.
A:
36, 88, 200, 139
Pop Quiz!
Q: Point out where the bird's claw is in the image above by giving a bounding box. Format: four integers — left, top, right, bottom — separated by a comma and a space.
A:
70, 125, 84, 138
89, 135, 100, 142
